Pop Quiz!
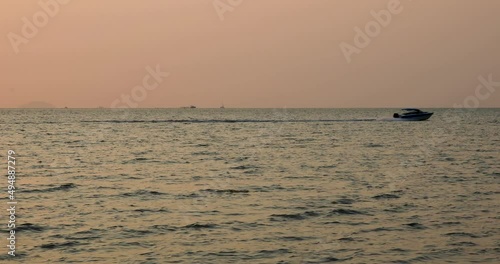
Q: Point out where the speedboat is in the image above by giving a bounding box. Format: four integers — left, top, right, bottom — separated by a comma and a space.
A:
393, 108, 433, 121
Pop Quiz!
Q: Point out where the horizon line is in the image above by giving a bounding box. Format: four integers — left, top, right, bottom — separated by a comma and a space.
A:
1, 107, 499, 109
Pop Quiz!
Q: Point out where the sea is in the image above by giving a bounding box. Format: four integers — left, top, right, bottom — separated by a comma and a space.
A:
0, 108, 498, 263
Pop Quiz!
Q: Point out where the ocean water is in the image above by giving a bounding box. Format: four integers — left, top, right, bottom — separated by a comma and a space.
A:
1, 108, 499, 263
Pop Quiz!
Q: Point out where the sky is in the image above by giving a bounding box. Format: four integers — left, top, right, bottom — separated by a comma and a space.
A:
1, 0, 499, 108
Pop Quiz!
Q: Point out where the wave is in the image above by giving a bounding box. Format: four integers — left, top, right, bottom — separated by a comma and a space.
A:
330, 208, 367, 215
372, 193, 401, 199
120, 190, 168, 197
64, 229, 107, 241
255, 248, 291, 256
16, 223, 46, 232
270, 213, 306, 221
230, 165, 260, 170
332, 198, 356, 204
404, 223, 427, 229
182, 223, 218, 229
201, 189, 250, 194
205, 251, 239, 257
357, 227, 402, 233
23, 183, 77, 193
150, 225, 177, 232
278, 236, 311, 241
449, 241, 477, 247
40, 241, 81, 249
444, 232, 480, 238
270, 211, 320, 221
132, 208, 170, 213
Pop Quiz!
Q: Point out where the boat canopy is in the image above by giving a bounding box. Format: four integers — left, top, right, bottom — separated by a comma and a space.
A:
402, 108, 422, 112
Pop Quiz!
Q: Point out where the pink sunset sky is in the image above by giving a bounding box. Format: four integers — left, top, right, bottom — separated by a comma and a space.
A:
1, 0, 499, 108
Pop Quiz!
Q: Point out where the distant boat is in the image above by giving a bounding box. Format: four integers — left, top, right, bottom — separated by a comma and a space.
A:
220, 104, 225, 109
190, 105, 197, 109
393, 108, 433, 121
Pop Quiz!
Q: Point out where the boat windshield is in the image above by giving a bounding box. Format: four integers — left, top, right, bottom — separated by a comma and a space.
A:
402, 108, 422, 113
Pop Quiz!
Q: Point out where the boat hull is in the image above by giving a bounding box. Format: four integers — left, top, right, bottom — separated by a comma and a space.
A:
396, 112, 433, 121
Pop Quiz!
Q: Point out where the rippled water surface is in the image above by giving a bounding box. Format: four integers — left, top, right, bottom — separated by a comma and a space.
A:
1, 108, 499, 263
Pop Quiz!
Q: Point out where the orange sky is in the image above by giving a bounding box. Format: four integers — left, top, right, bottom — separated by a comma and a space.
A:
1, 0, 499, 108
